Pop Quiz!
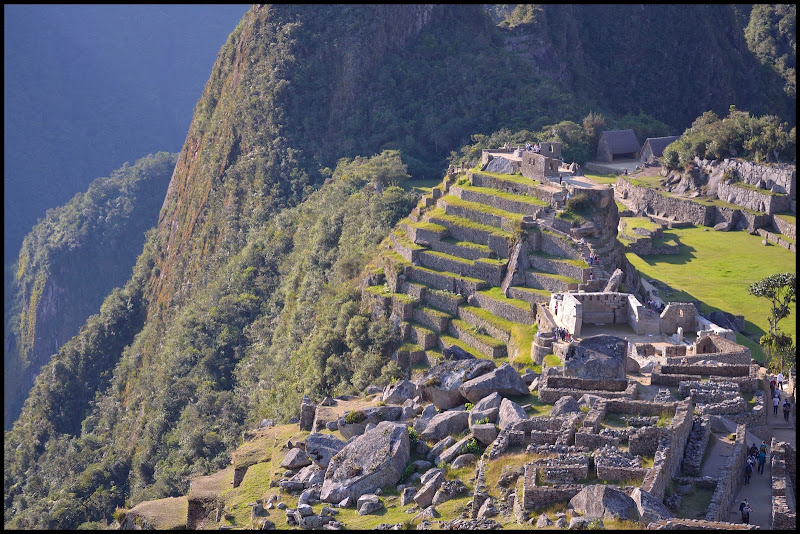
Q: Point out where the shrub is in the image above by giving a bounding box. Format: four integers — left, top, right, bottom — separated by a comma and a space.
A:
462, 437, 481, 455
464, 402, 474, 411
401, 463, 416, 482
408, 427, 420, 449
345, 410, 367, 425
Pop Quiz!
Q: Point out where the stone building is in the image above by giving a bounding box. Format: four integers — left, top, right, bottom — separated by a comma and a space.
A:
596, 129, 641, 162
521, 142, 562, 181
639, 136, 679, 164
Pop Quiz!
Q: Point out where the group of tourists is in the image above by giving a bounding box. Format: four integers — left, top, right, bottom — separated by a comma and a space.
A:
554, 327, 570, 342
588, 253, 600, 267
525, 142, 541, 153
769, 373, 792, 420
646, 298, 664, 316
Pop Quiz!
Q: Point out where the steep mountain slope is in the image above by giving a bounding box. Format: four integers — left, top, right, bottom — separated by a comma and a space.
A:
3, 152, 176, 429
4, 4, 795, 529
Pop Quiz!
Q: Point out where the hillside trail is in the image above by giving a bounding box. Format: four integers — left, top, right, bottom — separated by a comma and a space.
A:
726, 379, 796, 528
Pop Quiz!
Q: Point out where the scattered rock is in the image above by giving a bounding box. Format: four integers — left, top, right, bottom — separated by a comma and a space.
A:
498, 398, 528, 430
400, 487, 417, 506
414, 470, 445, 508
459, 363, 528, 403
451, 453, 477, 469
477, 497, 498, 519
382, 379, 418, 404
469, 407, 499, 426
536, 513, 552, 527
569, 516, 602, 530
427, 437, 455, 462
299, 395, 316, 431
713, 221, 732, 231
416, 359, 496, 410
551, 395, 580, 415
281, 448, 312, 469
569, 485, 638, 521
436, 435, 473, 465
631, 488, 673, 524
433, 479, 467, 505
357, 494, 384, 515
420, 410, 470, 441
297, 503, 314, 516
470, 423, 498, 445
413, 506, 439, 522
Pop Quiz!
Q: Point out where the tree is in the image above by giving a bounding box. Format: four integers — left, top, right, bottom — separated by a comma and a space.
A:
749, 272, 796, 372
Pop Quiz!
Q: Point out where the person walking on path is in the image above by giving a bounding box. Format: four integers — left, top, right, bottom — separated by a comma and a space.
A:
783, 399, 791, 422
744, 459, 753, 484
777, 372, 784, 390
757, 449, 767, 474
742, 502, 752, 524
773, 394, 780, 416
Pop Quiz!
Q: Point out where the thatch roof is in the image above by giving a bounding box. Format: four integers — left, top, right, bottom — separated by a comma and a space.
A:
599, 129, 640, 154
641, 136, 680, 157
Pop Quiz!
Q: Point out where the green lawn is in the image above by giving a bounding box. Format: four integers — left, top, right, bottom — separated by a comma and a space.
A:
402, 178, 442, 195
626, 226, 796, 363
583, 172, 619, 185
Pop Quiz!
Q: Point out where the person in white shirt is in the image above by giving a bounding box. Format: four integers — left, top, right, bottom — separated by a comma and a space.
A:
777, 372, 784, 390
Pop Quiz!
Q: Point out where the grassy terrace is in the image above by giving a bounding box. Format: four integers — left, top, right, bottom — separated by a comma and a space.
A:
525, 268, 581, 285
461, 305, 537, 358
690, 196, 763, 215
363, 284, 392, 297
391, 227, 425, 250
450, 318, 507, 351
411, 264, 486, 285
478, 286, 532, 310
458, 183, 548, 206
441, 195, 525, 223
471, 167, 541, 186
423, 249, 474, 265
440, 333, 489, 360
441, 236, 492, 253
530, 249, 589, 268
426, 208, 514, 240
619, 216, 662, 233
626, 226, 796, 363
509, 286, 551, 298
775, 212, 796, 225
583, 172, 619, 185
626, 175, 665, 188
401, 217, 448, 234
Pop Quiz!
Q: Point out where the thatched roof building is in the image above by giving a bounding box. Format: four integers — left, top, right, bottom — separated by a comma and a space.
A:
639, 136, 680, 164
596, 129, 640, 162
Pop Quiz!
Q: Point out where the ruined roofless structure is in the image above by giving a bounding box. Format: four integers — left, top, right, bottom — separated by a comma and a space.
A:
480, 141, 564, 182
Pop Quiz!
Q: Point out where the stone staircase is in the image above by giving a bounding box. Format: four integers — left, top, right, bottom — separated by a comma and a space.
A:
364, 171, 612, 369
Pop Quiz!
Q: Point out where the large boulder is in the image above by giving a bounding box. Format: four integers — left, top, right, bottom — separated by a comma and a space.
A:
484, 156, 517, 175
498, 398, 528, 430
473, 391, 502, 412
563, 335, 627, 380
471, 423, 498, 445
320, 422, 409, 504
337, 405, 404, 439
305, 433, 347, 468
569, 485, 638, 521
382, 380, 418, 404
469, 408, 499, 426
436, 435, 473, 465
631, 488, 673, 524
707, 311, 745, 333
414, 470, 445, 508
420, 410, 470, 442
550, 395, 580, 416
281, 448, 312, 469
417, 359, 496, 410
459, 364, 528, 403
357, 494, 384, 515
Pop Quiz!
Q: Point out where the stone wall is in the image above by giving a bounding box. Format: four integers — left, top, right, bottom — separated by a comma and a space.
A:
629, 425, 664, 456
472, 292, 533, 325
530, 255, 585, 281
521, 150, 561, 180
546, 376, 629, 392
660, 302, 697, 335
470, 171, 540, 198
457, 307, 510, 344
538, 231, 582, 260
659, 363, 751, 377
574, 427, 620, 449
427, 213, 512, 258
648, 518, 759, 530
539, 383, 635, 403
697, 158, 796, 196
440, 197, 518, 234
640, 399, 694, 500
520, 463, 583, 510
626, 236, 680, 256
758, 228, 796, 252
681, 416, 711, 476
450, 185, 544, 217
770, 440, 797, 530
717, 181, 792, 215
419, 250, 503, 286
616, 178, 714, 226
422, 288, 462, 315
705, 424, 747, 522
772, 215, 796, 241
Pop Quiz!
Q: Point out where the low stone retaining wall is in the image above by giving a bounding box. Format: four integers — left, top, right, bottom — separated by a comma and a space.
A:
524, 270, 575, 293
520, 464, 583, 510
575, 427, 619, 449
422, 288, 462, 315
545, 376, 629, 392
659, 364, 751, 377
665, 351, 752, 366
626, 236, 680, 255
529, 255, 585, 281
773, 214, 796, 241
457, 307, 510, 344
412, 306, 450, 333
538, 231, 582, 260
705, 424, 746, 522
616, 178, 714, 226
770, 440, 796, 530
408, 322, 437, 349
697, 397, 747, 416
606, 398, 680, 416
419, 250, 503, 286
629, 425, 664, 456
648, 518, 759, 529
440, 197, 518, 234
429, 237, 490, 261
758, 228, 796, 252
709, 375, 760, 393
427, 214, 512, 257
717, 181, 792, 215
539, 383, 635, 403
448, 322, 506, 359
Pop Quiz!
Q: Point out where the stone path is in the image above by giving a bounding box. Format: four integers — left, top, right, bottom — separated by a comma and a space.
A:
727, 380, 796, 528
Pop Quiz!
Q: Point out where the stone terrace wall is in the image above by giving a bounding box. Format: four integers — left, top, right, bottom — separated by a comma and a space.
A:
758, 228, 797, 252
450, 185, 545, 217
629, 425, 664, 456
681, 416, 711, 476
539, 382, 636, 403
648, 518, 759, 529
472, 292, 533, 325
659, 364, 751, 377
717, 181, 792, 215
699, 158, 796, 196
546, 376, 629, 392
520, 464, 583, 510
705, 424, 747, 522
538, 230, 582, 260
616, 178, 714, 226
773, 215, 796, 241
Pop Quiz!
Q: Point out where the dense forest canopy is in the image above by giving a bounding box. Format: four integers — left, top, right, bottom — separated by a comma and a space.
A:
4, 4, 796, 529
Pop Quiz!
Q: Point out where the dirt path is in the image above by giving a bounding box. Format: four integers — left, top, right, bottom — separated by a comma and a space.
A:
727, 382, 796, 527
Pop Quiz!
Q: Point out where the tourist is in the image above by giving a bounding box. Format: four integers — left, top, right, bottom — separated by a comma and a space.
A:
743, 460, 753, 485
742, 502, 752, 524
589, 255, 594, 266
589, 271, 593, 281
773, 394, 780, 416
759, 441, 767, 455
681, 357, 689, 365
777, 372, 784, 390
749, 443, 758, 457
757, 449, 766, 474
783, 399, 791, 422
